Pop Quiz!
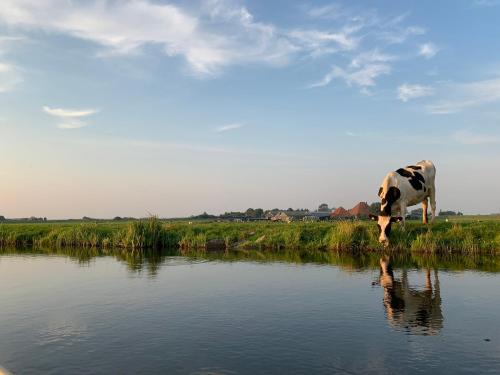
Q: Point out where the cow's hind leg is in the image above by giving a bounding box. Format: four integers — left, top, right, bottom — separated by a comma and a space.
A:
429, 188, 436, 223
422, 197, 428, 224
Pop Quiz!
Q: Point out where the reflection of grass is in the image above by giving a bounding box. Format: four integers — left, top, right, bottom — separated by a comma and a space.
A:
0, 218, 499, 254
189, 249, 500, 272
2, 246, 178, 277
2, 246, 500, 273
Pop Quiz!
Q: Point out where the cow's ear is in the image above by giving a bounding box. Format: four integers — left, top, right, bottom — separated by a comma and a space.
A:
378, 187, 383, 198
391, 216, 403, 223
369, 214, 378, 221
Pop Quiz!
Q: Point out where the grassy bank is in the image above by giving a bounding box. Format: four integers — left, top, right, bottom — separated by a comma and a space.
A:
0, 217, 499, 254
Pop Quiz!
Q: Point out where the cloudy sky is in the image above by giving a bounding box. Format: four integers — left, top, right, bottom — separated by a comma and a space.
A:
1, 0, 499, 218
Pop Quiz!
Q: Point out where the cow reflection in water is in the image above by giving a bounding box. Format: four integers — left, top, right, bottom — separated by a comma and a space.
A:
378, 256, 443, 335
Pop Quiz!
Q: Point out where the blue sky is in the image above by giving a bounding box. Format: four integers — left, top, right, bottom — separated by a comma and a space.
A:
0, 0, 499, 218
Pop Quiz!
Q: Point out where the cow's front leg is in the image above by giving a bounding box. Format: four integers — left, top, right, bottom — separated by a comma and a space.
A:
399, 204, 407, 230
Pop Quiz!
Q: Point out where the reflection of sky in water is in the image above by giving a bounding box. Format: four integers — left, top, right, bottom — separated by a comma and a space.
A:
37, 321, 89, 347
0, 253, 499, 374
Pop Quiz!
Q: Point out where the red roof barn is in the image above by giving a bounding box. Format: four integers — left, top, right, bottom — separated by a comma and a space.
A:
330, 207, 353, 218
349, 202, 370, 218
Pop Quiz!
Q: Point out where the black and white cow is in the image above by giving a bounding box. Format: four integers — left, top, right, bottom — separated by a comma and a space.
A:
370, 160, 436, 245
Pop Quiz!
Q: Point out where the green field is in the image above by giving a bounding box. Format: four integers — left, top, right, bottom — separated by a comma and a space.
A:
0, 216, 499, 254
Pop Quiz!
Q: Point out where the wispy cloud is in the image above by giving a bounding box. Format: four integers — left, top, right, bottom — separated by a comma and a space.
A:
379, 26, 426, 44
453, 129, 500, 144
426, 78, 500, 114
288, 29, 359, 57
0, 0, 299, 77
473, 0, 500, 7
0, 35, 26, 52
349, 49, 395, 68
0, 0, 361, 77
419, 42, 439, 59
305, 7, 427, 91
397, 84, 434, 102
307, 4, 424, 47
310, 64, 390, 89
338, 129, 446, 145
43, 106, 99, 129
214, 123, 244, 133
0, 62, 22, 92
73, 136, 319, 162
43, 107, 98, 118
306, 4, 344, 19
94, 138, 232, 154
0, 0, 429, 84
309, 48, 394, 91
0, 36, 24, 92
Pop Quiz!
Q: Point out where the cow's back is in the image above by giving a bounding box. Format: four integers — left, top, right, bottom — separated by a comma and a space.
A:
415, 160, 436, 185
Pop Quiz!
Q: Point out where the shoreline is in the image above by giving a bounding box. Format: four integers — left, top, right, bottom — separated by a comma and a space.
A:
0, 217, 499, 255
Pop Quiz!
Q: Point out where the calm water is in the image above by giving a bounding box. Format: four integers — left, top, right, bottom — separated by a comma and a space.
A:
0, 249, 499, 374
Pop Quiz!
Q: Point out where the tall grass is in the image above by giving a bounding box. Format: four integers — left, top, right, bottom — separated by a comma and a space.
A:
327, 221, 372, 251
0, 218, 499, 254
115, 216, 165, 249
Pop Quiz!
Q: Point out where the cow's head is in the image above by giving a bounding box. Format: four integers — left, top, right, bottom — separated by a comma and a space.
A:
369, 214, 403, 246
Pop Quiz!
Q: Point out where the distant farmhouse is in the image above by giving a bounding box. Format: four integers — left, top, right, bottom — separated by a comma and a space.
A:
348, 202, 370, 219
330, 202, 370, 220
303, 211, 331, 222
330, 207, 352, 219
270, 210, 310, 223
268, 202, 371, 222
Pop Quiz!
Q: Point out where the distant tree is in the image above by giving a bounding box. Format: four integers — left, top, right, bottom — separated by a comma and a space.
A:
220, 211, 246, 219
254, 208, 264, 218
192, 212, 217, 219
43, 217, 47, 222
113, 216, 123, 221
369, 202, 381, 215
0, 215, 5, 221
439, 210, 459, 216
318, 203, 330, 212
286, 207, 294, 212
245, 208, 256, 217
